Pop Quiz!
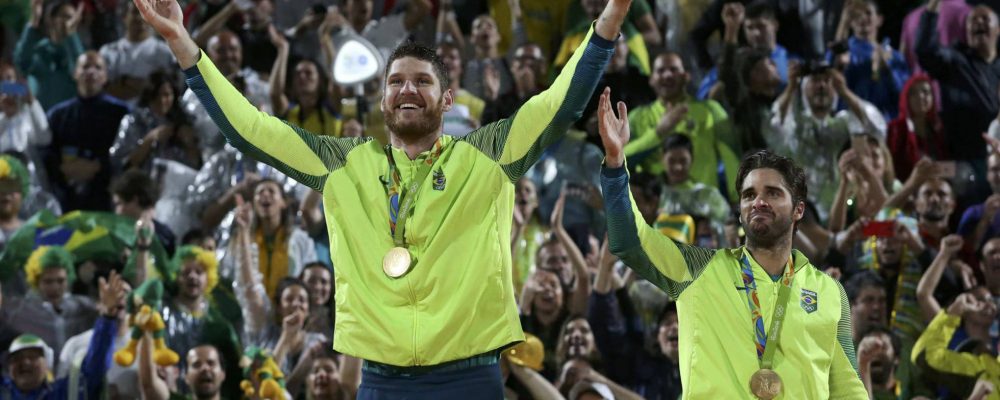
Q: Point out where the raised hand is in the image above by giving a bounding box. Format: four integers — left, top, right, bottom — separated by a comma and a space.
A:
234, 194, 254, 234
939, 234, 964, 256
595, 0, 631, 41
722, 2, 745, 30
597, 87, 630, 168
133, 0, 185, 39
267, 24, 288, 49
133, 0, 200, 67
98, 271, 128, 317
66, 2, 84, 34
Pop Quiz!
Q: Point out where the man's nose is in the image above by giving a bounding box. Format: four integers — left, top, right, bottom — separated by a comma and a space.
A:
752, 197, 770, 209
401, 80, 418, 93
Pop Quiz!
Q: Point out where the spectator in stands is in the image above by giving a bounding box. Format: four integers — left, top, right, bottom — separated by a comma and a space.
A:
625, 52, 738, 200
914, 178, 956, 249
917, 0, 1000, 179
857, 326, 914, 399
0, 270, 125, 400
698, 1, 793, 102
0, 155, 29, 250
911, 289, 999, 396
0, 63, 51, 167
268, 26, 342, 137
833, 0, 909, 120
437, 41, 484, 137
769, 62, 885, 220
110, 70, 201, 174
511, 177, 546, 295
827, 140, 896, 233
519, 268, 569, 380
655, 135, 732, 238
57, 278, 136, 399
300, 262, 334, 338
900, 0, 970, 73
463, 14, 514, 101
2, 151, 61, 221
716, 3, 782, 156
2, 246, 97, 359
43, 51, 129, 212
99, 2, 175, 103
181, 228, 217, 252
13, 0, 83, 110
580, 40, 656, 142
189, 0, 278, 78
916, 235, 974, 324
303, 347, 361, 400
846, 271, 889, 343
957, 151, 1000, 252
138, 341, 227, 400
480, 42, 546, 124
110, 170, 178, 255
230, 195, 324, 367
590, 246, 682, 399
886, 74, 946, 181
182, 31, 270, 162
326, 0, 431, 61
221, 179, 316, 297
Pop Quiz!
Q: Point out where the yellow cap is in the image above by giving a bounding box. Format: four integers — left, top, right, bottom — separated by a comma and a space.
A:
504, 333, 544, 371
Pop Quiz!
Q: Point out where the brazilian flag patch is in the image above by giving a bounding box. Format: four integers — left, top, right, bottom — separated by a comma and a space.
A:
801, 289, 818, 313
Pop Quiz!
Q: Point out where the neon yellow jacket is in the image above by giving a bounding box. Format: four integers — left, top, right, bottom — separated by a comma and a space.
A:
601, 165, 867, 399
911, 311, 1000, 400
182, 27, 614, 367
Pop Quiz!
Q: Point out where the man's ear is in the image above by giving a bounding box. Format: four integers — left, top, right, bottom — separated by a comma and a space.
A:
793, 201, 806, 222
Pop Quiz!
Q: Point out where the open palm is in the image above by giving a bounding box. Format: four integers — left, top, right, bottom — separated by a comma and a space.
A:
133, 0, 185, 40
597, 87, 630, 168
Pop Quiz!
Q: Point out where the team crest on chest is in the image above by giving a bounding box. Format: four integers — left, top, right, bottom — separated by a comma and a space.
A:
800, 289, 818, 313
432, 167, 446, 191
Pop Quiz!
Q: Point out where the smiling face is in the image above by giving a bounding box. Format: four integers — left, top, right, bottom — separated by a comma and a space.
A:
380, 57, 453, 142
302, 265, 332, 306
531, 270, 564, 316
739, 168, 803, 249
253, 181, 287, 222
649, 54, 689, 102
964, 287, 999, 327
662, 147, 693, 185
561, 318, 596, 360
279, 284, 310, 320
308, 356, 342, 398
293, 60, 321, 98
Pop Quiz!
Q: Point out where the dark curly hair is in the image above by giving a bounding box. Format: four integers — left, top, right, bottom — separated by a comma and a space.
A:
735, 150, 808, 207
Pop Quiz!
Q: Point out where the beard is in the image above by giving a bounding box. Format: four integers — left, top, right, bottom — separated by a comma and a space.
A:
921, 207, 947, 222
743, 210, 794, 249
384, 97, 445, 141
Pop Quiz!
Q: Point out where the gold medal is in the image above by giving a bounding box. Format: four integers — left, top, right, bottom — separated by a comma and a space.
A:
749, 369, 782, 400
382, 247, 411, 278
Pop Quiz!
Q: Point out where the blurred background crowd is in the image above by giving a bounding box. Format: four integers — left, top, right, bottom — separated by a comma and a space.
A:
1, 0, 1000, 398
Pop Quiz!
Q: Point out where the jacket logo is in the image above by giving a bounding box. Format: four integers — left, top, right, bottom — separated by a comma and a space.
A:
801, 289, 818, 314
432, 168, 446, 191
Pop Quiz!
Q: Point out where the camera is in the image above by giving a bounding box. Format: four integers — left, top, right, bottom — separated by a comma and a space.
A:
799, 59, 833, 76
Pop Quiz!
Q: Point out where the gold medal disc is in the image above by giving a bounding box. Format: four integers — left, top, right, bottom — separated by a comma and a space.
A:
749, 369, 782, 400
383, 247, 412, 278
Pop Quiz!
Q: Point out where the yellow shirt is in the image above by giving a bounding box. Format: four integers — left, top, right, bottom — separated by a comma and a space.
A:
286, 105, 342, 137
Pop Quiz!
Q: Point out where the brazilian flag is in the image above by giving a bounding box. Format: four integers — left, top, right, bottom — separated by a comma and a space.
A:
0, 210, 171, 284
653, 213, 696, 244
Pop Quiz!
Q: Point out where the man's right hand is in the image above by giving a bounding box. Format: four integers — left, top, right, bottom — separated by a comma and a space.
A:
597, 87, 630, 168
595, 0, 631, 42
940, 234, 964, 257
133, 0, 200, 68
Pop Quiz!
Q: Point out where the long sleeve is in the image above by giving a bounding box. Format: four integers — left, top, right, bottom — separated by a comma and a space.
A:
459, 24, 614, 182
587, 291, 637, 384
80, 316, 119, 399
689, 0, 726, 70
183, 51, 369, 193
915, 11, 955, 78
623, 104, 661, 162
13, 25, 43, 75
27, 99, 51, 146
601, 164, 716, 300
829, 279, 867, 399
911, 311, 1000, 378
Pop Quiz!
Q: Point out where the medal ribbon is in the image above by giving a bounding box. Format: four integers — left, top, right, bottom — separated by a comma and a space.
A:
739, 250, 795, 370
384, 139, 443, 247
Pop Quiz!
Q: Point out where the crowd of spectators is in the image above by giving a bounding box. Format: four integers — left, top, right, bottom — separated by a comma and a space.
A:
2, 0, 1000, 398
